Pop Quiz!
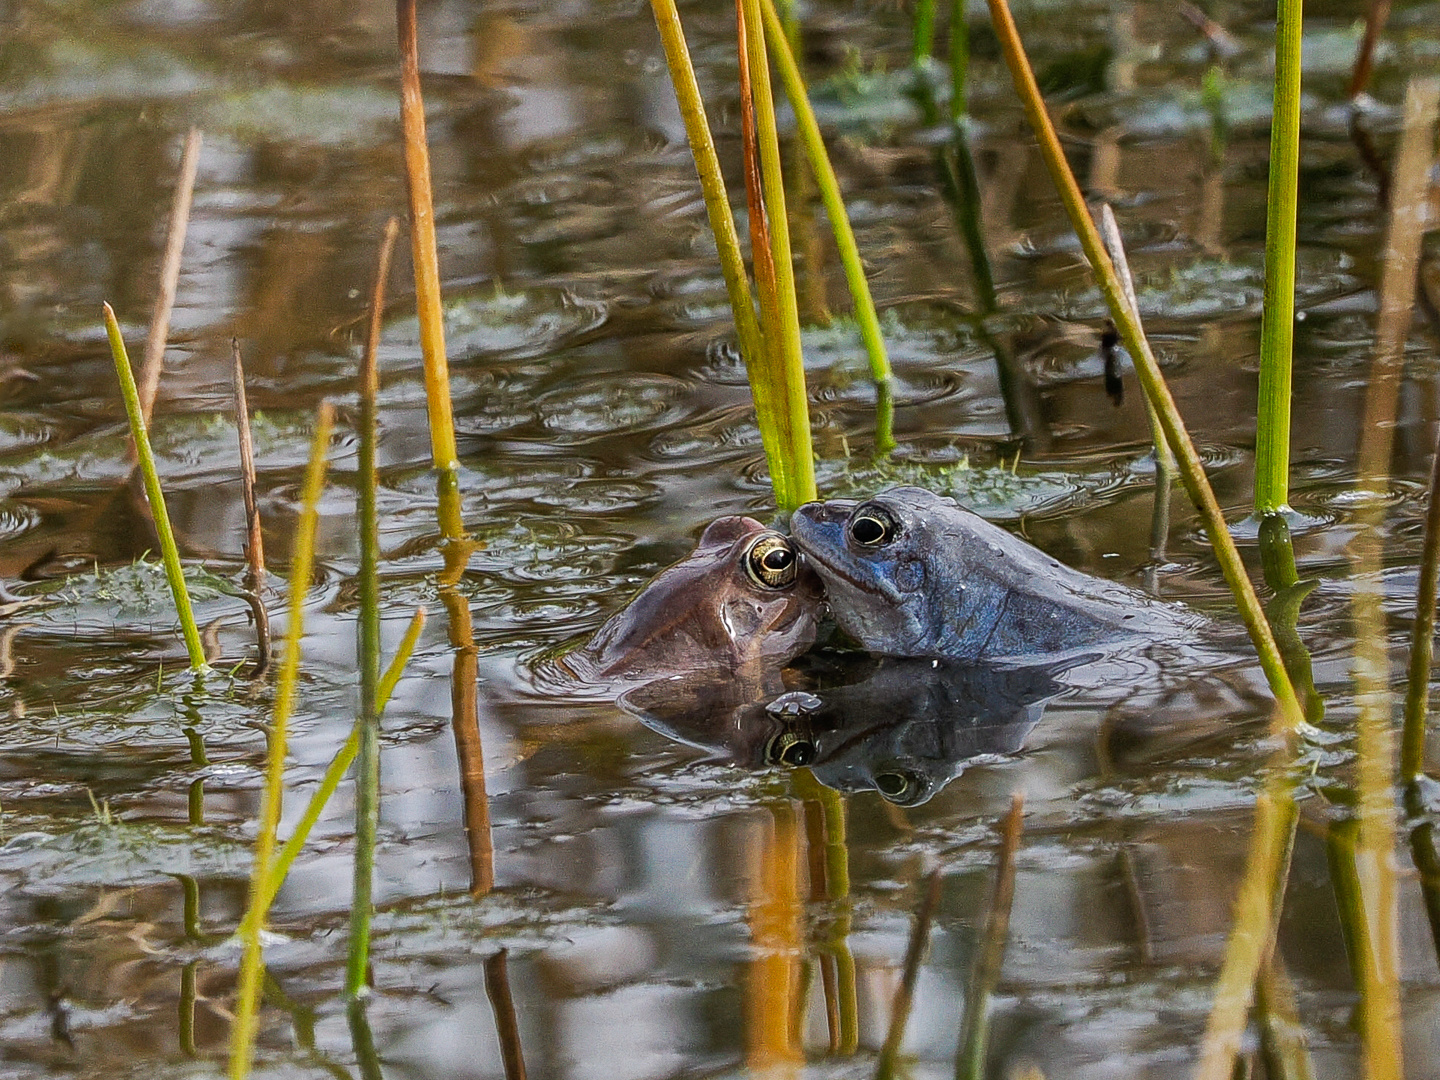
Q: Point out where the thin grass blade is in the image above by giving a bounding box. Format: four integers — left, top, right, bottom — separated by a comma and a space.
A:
228, 402, 332, 1080
103, 303, 207, 671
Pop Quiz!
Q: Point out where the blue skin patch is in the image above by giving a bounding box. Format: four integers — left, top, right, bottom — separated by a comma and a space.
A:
791, 486, 1197, 662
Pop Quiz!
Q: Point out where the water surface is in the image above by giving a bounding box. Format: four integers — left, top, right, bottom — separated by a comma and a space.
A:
1, 0, 1439, 1077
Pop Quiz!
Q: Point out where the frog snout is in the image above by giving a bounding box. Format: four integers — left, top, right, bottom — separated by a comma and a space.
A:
790, 500, 848, 552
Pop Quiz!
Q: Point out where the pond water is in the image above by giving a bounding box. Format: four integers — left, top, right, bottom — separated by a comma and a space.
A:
1, 0, 1439, 1077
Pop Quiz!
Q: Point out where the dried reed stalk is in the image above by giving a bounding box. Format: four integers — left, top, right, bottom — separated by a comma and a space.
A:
230, 338, 270, 676
137, 127, 202, 431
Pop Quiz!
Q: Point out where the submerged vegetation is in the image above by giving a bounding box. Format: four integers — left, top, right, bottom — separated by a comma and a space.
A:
0, 0, 1438, 1078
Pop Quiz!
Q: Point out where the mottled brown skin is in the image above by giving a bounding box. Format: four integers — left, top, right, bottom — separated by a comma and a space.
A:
562, 516, 824, 685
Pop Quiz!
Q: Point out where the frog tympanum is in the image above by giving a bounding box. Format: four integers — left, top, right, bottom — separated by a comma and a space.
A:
791, 486, 1199, 661
561, 516, 824, 684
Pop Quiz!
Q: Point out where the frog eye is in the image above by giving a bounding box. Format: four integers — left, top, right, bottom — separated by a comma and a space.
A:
848, 504, 897, 547
874, 768, 929, 805
745, 532, 799, 589
764, 730, 816, 767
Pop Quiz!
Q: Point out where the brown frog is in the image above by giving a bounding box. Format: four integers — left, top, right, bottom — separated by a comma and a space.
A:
559, 516, 825, 685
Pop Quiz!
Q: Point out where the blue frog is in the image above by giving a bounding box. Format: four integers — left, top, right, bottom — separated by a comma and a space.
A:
790, 486, 1201, 662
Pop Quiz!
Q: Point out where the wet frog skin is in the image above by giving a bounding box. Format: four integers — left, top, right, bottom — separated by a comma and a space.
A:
563, 516, 824, 684
791, 486, 1201, 661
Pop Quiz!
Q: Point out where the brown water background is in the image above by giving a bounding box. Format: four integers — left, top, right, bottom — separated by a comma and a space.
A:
1, 0, 1439, 1076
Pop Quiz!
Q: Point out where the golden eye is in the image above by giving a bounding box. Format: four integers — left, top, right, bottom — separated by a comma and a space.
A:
745, 532, 799, 589
874, 769, 928, 805
764, 730, 816, 767
848, 505, 896, 547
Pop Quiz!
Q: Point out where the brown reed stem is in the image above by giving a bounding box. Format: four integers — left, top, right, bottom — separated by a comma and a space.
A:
397, 0, 459, 471
230, 338, 270, 678
1348, 0, 1392, 101
443, 584, 494, 896
956, 794, 1024, 1079
137, 127, 202, 431
484, 950, 528, 1080
877, 868, 943, 1079
737, 0, 781, 339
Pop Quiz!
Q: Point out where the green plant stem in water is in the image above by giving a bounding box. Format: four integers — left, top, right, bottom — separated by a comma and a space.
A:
1257, 516, 1324, 725
346, 217, 398, 1001
648, 0, 791, 478
742, 0, 817, 509
259, 607, 426, 912
913, 0, 936, 65
1404, 782, 1440, 965
1402, 420, 1440, 782
1253, 0, 1303, 517
1255, 956, 1317, 1080
229, 402, 332, 1080
1194, 782, 1299, 1080
760, 0, 894, 399
949, 0, 969, 123
102, 304, 207, 671
984, 0, 1303, 731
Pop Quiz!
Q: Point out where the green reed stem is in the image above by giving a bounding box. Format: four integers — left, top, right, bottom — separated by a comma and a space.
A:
1194, 783, 1299, 1080
1258, 516, 1325, 724
179, 961, 199, 1057
761, 0, 894, 404
651, 0, 818, 508
1404, 787, 1440, 966
984, 0, 1303, 731
376, 608, 426, 712
913, 0, 936, 65
346, 217, 399, 1001
229, 402, 332, 1080
259, 607, 426, 912
743, 0, 817, 509
1255, 956, 1317, 1080
348, 999, 385, 1080
1253, 0, 1304, 517
102, 303, 207, 671
1402, 422, 1440, 782
793, 768, 857, 1051
949, 0, 969, 123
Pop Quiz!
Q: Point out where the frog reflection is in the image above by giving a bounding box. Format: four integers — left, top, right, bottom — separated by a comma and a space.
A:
558, 516, 824, 685
621, 656, 1064, 805
791, 486, 1201, 662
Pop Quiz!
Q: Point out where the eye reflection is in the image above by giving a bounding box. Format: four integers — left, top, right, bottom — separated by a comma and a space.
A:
874, 768, 928, 805
765, 730, 816, 767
